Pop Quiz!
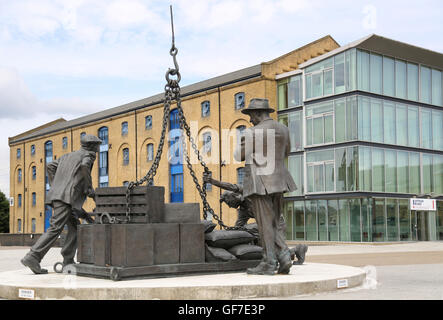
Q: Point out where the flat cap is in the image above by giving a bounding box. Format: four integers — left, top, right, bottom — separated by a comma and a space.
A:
80, 134, 102, 147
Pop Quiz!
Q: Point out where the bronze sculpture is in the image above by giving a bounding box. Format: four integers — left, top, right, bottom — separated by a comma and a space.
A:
234, 98, 297, 275
21, 134, 101, 274
202, 172, 254, 228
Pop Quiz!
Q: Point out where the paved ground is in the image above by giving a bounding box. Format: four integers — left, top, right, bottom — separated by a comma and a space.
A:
1, 241, 443, 300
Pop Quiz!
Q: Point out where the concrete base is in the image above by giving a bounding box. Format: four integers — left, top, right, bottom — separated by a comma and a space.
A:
0, 263, 365, 300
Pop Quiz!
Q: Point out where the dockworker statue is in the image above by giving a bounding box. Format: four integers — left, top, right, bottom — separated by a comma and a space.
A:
21, 134, 102, 274
234, 98, 297, 275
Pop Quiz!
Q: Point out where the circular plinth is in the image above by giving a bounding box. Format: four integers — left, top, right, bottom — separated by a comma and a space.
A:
0, 263, 366, 300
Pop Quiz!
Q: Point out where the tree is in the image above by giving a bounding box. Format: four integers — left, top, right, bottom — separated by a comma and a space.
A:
0, 190, 10, 233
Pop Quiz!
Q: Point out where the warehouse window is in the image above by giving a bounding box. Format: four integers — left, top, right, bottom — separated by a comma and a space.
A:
18, 194, 22, 207
145, 115, 152, 130
17, 219, 22, 233
147, 143, 154, 162
98, 127, 109, 187
237, 167, 245, 186
62, 137, 68, 149
17, 148, 21, 159
202, 132, 212, 153
32, 192, 36, 206
123, 148, 129, 165
31, 218, 36, 233
32, 166, 36, 180
31, 145, 35, 156
121, 122, 128, 136
17, 169, 22, 183
201, 101, 210, 117
235, 92, 245, 110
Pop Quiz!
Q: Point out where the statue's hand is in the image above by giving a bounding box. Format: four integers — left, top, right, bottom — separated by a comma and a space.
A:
87, 188, 96, 200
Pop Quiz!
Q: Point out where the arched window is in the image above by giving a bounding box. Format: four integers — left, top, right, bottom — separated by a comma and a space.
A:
201, 101, 210, 117
145, 115, 152, 130
45, 141, 53, 163
235, 92, 245, 110
236, 125, 246, 147
123, 181, 129, 186
80, 132, 86, 139
32, 166, 36, 180
147, 143, 154, 162
18, 194, 22, 207
17, 148, 21, 159
202, 132, 212, 153
121, 122, 128, 136
17, 169, 22, 183
123, 148, 129, 165
31, 145, 35, 155
32, 192, 36, 206
98, 127, 108, 145
17, 219, 22, 233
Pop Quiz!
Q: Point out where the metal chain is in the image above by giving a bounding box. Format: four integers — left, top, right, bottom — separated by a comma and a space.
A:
123, 83, 173, 223
123, 6, 243, 231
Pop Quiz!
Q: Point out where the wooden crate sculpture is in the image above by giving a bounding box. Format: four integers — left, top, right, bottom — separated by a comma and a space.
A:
75, 185, 258, 280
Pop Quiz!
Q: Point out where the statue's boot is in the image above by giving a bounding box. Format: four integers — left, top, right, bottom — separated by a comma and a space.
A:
63, 259, 75, 266
21, 254, 48, 274
293, 244, 309, 265
277, 250, 292, 274
246, 261, 275, 275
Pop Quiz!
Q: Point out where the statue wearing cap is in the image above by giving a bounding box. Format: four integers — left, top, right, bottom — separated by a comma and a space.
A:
234, 98, 297, 275
21, 134, 102, 274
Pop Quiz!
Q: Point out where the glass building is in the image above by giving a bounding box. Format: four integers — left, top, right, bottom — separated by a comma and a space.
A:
278, 35, 443, 242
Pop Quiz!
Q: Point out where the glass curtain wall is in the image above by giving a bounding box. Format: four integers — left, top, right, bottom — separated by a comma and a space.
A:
283, 198, 435, 242
279, 111, 303, 152
278, 74, 303, 110
305, 145, 443, 195
357, 95, 443, 151
305, 49, 356, 100
305, 96, 357, 146
357, 49, 443, 107
286, 155, 304, 196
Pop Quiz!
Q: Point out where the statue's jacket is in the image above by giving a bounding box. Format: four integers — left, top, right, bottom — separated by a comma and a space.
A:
234, 118, 297, 198
45, 149, 95, 210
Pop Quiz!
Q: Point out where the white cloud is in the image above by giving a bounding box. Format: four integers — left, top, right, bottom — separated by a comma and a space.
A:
0, 66, 102, 119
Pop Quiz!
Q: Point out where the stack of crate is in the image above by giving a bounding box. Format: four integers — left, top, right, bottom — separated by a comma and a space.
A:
76, 186, 205, 269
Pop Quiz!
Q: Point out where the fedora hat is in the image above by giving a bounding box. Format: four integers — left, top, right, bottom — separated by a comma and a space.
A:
241, 98, 275, 114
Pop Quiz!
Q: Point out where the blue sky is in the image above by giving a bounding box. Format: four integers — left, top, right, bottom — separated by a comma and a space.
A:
0, 0, 442, 196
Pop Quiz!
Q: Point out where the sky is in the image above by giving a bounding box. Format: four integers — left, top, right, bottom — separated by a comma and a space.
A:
0, 0, 442, 197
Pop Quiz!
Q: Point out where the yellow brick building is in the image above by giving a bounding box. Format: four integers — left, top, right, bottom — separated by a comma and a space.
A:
8, 35, 339, 234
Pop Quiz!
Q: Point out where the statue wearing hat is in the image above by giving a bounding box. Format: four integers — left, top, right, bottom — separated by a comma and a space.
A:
21, 134, 102, 274
234, 98, 297, 275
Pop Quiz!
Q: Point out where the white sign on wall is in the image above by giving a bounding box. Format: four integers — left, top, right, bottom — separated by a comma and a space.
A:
410, 198, 436, 211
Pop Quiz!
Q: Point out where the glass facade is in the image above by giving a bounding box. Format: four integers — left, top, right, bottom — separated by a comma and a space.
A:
357, 50, 443, 106
278, 74, 303, 110
284, 198, 443, 242
279, 111, 303, 151
280, 40, 443, 243
302, 146, 443, 195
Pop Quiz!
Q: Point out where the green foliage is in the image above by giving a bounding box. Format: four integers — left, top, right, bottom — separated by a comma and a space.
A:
0, 190, 10, 233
